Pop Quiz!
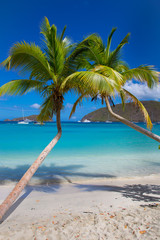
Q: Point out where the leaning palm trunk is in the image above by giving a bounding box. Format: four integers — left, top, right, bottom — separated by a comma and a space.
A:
0, 109, 62, 220
105, 97, 160, 143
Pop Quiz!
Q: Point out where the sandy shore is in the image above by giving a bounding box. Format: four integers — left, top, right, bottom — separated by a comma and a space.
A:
0, 175, 160, 239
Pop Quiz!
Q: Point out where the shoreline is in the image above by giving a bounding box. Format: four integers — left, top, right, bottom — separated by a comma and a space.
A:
1, 172, 160, 186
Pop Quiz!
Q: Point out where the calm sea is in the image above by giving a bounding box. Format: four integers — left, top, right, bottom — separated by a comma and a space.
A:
0, 122, 160, 183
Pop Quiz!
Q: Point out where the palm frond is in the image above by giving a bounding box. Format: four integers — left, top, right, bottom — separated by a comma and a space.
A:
40, 17, 51, 36
60, 26, 67, 42
122, 88, 153, 129
119, 89, 126, 110
40, 17, 65, 75
107, 33, 130, 67
92, 65, 124, 86
37, 95, 54, 122
0, 79, 45, 96
122, 65, 159, 87
114, 61, 129, 73
63, 34, 100, 72
0, 57, 11, 70
105, 28, 117, 58
3, 42, 54, 82
62, 71, 120, 95
69, 93, 86, 119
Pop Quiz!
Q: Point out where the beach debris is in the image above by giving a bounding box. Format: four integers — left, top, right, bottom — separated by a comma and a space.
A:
37, 226, 46, 232
52, 221, 55, 224
124, 225, 127, 228
110, 215, 115, 218
139, 230, 146, 234
36, 200, 40, 203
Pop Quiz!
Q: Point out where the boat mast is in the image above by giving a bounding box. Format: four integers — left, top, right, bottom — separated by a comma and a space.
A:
22, 108, 24, 120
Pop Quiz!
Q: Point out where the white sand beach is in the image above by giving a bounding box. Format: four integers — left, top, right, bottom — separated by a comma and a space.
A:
0, 175, 160, 240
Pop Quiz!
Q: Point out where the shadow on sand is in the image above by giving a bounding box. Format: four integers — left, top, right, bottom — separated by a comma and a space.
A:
0, 163, 115, 184
75, 183, 160, 202
0, 163, 160, 223
0, 163, 115, 223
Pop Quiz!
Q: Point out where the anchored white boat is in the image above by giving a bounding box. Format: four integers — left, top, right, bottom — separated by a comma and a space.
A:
18, 108, 31, 124
34, 122, 45, 125
18, 119, 32, 124
82, 119, 91, 123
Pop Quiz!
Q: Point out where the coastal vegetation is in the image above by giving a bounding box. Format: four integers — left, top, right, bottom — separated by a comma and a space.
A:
0, 17, 95, 219
81, 101, 160, 123
65, 29, 160, 141
4, 115, 53, 122
0, 20, 160, 219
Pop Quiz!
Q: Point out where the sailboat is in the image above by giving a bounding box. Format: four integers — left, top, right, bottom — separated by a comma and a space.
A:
106, 112, 112, 123
18, 108, 30, 124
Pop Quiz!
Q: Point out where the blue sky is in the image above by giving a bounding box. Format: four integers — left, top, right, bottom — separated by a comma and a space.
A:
0, 0, 160, 121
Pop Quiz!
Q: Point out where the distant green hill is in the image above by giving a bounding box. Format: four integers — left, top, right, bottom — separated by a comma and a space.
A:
4, 115, 53, 122
81, 101, 160, 122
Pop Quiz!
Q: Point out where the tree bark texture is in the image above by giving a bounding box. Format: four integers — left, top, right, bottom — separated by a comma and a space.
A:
105, 97, 160, 143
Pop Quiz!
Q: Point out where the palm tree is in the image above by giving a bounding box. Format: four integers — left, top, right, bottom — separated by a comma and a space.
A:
63, 29, 160, 142
0, 18, 96, 220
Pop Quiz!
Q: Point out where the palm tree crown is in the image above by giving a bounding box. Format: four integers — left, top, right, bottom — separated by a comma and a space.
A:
64, 28, 159, 129
0, 17, 98, 219
0, 17, 91, 122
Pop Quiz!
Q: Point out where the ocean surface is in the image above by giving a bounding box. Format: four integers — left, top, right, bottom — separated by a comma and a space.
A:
0, 122, 160, 183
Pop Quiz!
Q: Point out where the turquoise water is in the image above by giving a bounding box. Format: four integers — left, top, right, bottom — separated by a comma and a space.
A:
0, 122, 160, 182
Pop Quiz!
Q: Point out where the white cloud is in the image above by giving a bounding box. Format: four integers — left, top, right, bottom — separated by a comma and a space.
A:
63, 37, 72, 46
30, 103, 40, 109
66, 103, 73, 108
124, 81, 160, 101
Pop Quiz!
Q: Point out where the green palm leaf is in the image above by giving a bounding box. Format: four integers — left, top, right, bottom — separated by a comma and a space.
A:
69, 93, 87, 119
119, 89, 126, 110
122, 88, 153, 129
62, 71, 120, 95
0, 79, 45, 96
40, 17, 65, 75
62, 34, 101, 78
122, 65, 159, 87
107, 33, 130, 67
92, 65, 124, 85
37, 95, 54, 122
60, 26, 67, 42
2, 42, 54, 81
105, 28, 117, 59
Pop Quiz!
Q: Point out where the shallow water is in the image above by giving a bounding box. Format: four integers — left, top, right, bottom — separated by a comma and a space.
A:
0, 122, 160, 183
